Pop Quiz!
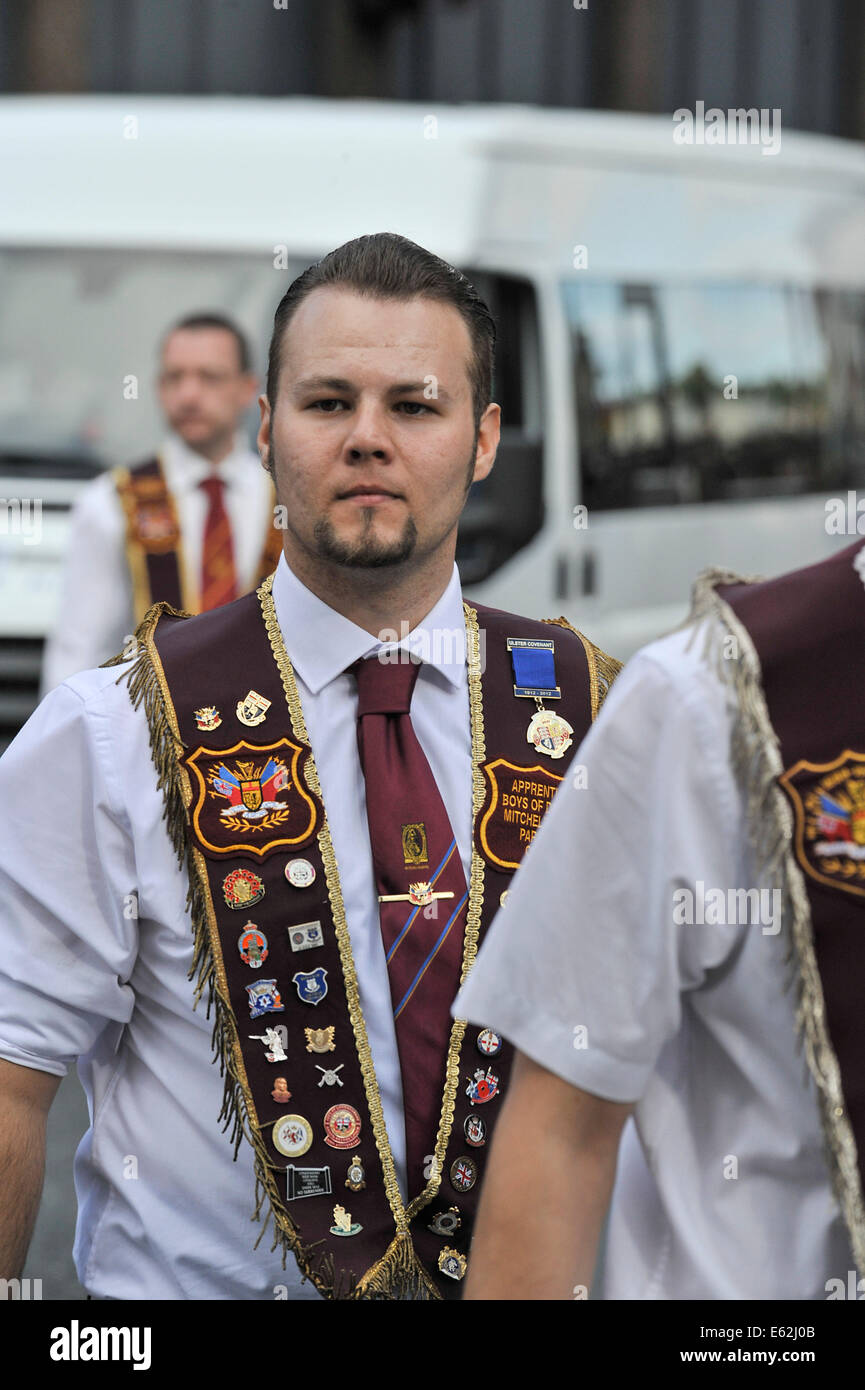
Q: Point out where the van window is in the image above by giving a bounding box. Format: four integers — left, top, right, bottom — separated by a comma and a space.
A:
563, 280, 865, 510
0, 248, 301, 470
457, 272, 543, 584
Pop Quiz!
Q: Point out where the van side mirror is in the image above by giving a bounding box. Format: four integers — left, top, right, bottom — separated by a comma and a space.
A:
457, 428, 544, 585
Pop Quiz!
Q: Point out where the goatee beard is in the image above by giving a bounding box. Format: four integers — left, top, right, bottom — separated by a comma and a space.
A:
312, 510, 419, 568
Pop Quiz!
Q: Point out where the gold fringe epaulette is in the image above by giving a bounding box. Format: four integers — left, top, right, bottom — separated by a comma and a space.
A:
542, 616, 623, 721
687, 567, 865, 1277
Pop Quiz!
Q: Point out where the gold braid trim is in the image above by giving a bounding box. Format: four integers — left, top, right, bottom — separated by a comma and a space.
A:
542, 616, 622, 720
108, 598, 347, 1299
258, 587, 491, 1295
688, 566, 865, 1275
259, 576, 440, 1300
259, 577, 406, 1226
402, 603, 488, 1227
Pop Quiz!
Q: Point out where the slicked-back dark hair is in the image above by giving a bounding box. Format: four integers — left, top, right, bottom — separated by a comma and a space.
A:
265, 233, 496, 428
163, 313, 252, 374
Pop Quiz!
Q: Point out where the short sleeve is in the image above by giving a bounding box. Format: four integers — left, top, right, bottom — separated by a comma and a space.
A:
0, 679, 139, 1075
454, 629, 745, 1103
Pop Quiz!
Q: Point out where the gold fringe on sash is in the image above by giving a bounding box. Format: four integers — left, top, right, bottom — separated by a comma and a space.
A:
102, 605, 354, 1297
103, 601, 447, 1300
688, 568, 865, 1275
542, 616, 623, 720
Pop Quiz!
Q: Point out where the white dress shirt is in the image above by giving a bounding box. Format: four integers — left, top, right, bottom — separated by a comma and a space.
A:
0, 553, 472, 1300
40, 433, 273, 694
454, 621, 855, 1300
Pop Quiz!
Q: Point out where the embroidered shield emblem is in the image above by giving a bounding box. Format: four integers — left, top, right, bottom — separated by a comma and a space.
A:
184, 738, 320, 860
779, 749, 865, 899
476, 758, 563, 871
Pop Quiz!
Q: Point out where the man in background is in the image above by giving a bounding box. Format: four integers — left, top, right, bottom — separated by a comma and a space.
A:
41, 312, 280, 693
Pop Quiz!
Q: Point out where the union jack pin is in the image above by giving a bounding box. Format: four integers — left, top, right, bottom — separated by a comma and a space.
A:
449, 1155, 478, 1193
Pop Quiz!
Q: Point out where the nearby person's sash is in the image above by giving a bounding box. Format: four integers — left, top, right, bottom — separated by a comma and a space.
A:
691, 539, 865, 1274
113, 456, 282, 621
109, 578, 619, 1299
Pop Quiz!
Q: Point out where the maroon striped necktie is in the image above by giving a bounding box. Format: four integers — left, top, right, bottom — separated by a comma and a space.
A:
198, 472, 238, 611
353, 655, 469, 1198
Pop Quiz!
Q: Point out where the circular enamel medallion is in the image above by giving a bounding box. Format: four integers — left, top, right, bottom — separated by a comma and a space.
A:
324, 1103, 363, 1149
464, 1114, 487, 1148
449, 1155, 478, 1193
272, 1114, 313, 1158
477, 1028, 502, 1057
285, 858, 316, 889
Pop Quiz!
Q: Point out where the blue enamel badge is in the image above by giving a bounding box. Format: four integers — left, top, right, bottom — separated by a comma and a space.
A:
292, 968, 328, 1006
245, 978, 284, 1019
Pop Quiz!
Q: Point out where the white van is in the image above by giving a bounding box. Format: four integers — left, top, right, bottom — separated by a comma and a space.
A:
2, 96, 865, 743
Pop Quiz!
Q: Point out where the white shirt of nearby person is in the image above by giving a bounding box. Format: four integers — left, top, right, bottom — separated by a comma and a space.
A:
0, 553, 472, 1299
454, 621, 854, 1300
40, 432, 272, 694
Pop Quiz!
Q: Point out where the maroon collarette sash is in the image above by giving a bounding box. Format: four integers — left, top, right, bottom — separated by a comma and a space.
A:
113, 579, 620, 1298
114, 455, 283, 622
703, 540, 865, 1271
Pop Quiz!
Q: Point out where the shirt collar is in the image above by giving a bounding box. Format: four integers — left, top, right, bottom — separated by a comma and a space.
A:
271, 552, 467, 695
160, 432, 256, 490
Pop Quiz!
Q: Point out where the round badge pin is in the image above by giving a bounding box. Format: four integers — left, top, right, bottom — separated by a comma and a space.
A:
477, 1028, 502, 1057
464, 1114, 487, 1148
449, 1155, 478, 1193
272, 1113, 313, 1158
324, 1103, 363, 1149
285, 858, 316, 889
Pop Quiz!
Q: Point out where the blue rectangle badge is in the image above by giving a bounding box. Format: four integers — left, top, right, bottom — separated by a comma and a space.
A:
506, 637, 561, 700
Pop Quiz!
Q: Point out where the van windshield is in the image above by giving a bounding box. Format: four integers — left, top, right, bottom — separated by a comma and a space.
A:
563, 280, 865, 510
0, 248, 301, 472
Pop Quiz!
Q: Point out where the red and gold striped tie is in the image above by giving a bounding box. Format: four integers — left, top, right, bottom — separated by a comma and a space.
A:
198, 472, 238, 612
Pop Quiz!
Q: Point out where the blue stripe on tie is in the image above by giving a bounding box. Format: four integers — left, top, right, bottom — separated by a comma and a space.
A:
393, 890, 469, 1021
385, 838, 457, 965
